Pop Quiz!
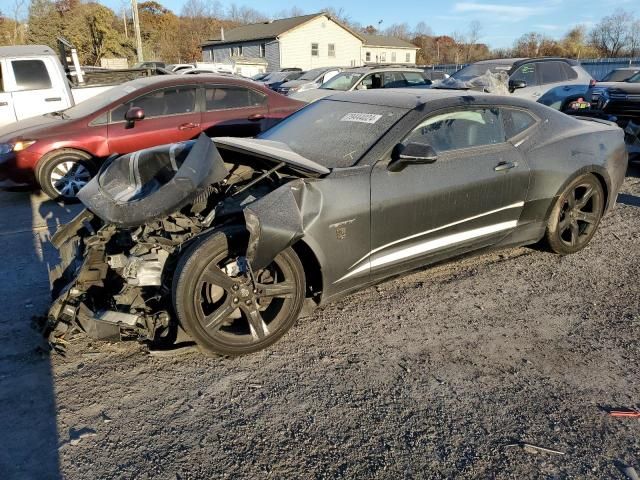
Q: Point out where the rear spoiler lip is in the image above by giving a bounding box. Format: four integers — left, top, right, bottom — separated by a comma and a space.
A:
572, 115, 618, 128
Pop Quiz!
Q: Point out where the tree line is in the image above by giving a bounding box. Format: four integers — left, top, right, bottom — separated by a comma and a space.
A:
0, 2, 639, 66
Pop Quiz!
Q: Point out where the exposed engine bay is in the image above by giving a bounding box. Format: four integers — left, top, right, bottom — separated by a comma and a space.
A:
44, 134, 324, 349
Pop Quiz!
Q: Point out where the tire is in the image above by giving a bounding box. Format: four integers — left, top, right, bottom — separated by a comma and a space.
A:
545, 173, 605, 255
36, 149, 96, 202
172, 228, 306, 356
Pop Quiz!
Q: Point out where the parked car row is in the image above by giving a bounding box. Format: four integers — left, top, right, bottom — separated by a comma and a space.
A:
0, 75, 304, 199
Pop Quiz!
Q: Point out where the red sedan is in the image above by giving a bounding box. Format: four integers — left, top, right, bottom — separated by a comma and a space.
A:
0, 74, 304, 201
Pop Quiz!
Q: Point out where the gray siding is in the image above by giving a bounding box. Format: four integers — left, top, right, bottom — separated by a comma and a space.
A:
265, 41, 280, 72
202, 39, 280, 71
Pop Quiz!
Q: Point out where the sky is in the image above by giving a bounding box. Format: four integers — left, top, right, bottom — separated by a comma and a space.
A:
42, 0, 640, 48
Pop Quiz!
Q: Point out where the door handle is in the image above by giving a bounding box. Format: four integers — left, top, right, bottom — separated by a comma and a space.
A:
247, 113, 265, 121
0, 101, 7, 107
494, 161, 517, 172
45, 97, 62, 102
178, 122, 199, 130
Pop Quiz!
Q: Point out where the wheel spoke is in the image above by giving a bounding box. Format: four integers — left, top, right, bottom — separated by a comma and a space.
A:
575, 185, 594, 209
256, 280, 296, 299
570, 220, 580, 246
558, 215, 571, 232
567, 190, 577, 209
574, 211, 598, 224
242, 304, 269, 340
200, 264, 236, 291
203, 300, 236, 332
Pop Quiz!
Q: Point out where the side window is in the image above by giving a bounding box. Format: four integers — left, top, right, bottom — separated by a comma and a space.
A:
11, 60, 52, 91
561, 62, 578, 80
383, 71, 406, 88
404, 108, 505, 153
361, 73, 383, 89
111, 86, 196, 122
510, 63, 537, 86
540, 61, 567, 84
205, 86, 266, 110
403, 72, 430, 86
503, 108, 536, 139
322, 70, 339, 83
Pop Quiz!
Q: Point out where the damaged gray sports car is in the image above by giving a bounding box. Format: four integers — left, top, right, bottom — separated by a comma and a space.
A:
45, 90, 628, 355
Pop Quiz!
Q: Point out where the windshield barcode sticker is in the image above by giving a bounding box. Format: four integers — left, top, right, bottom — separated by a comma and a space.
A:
340, 113, 382, 124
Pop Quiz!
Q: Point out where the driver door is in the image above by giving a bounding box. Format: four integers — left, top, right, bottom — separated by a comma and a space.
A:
368, 107, 530, 282
107, 85, 201, 155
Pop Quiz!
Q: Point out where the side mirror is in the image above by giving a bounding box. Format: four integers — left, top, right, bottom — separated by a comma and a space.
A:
509, 79, 527, 93
124, 107, 145, 128
388, 142, 438, 172
356, 83, 367, 90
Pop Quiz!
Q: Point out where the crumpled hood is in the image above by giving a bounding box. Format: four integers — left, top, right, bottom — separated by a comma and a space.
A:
213, 137, 330, 175
289, 88, 335, 103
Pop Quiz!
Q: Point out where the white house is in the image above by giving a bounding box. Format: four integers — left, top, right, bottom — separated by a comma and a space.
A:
201, 13, 419, 72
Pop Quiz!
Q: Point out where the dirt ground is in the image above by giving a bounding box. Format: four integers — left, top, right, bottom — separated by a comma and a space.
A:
1, 165, 639, 480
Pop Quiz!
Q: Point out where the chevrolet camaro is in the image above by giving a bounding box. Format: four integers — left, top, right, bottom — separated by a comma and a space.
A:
45, 90, 628, 356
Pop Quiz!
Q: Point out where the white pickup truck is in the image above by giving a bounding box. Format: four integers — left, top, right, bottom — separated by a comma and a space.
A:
0, 43, 164, 128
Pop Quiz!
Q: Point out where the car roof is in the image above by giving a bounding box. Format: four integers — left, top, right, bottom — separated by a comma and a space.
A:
120, 73, 256, 89
321, 88, 540, 110
341, 66, 424, 74
473, 57, 579, 67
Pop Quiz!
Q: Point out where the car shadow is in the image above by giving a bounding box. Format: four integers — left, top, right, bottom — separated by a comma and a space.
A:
0, 191, 80, 478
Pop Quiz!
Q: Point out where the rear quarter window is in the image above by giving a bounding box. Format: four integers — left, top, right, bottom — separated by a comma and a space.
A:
503, 109, 536, 139
11, 60, 52, 91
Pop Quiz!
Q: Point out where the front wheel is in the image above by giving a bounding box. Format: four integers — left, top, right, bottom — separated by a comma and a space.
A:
172, 229, 306, 356
545, 173, 604, 255
36, 149, 95, 202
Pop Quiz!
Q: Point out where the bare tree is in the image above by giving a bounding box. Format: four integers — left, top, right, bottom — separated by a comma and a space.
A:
627, 19, 640, 58
465, 20, 482, 61
226, 4, 267, 24
414, 21, 432, 37
384, 22, 411, 40
11, 0, 26, 44
590, 9, 633, 57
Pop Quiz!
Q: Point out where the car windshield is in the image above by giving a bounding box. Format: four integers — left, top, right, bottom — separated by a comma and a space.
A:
61, 83, 142, 119
320, 72, 363, 91
258, 99, 408, 168
602, 69, 638, 82
263, 72, 289, 82
451, 63, 513, 81
298, 68, 327, 81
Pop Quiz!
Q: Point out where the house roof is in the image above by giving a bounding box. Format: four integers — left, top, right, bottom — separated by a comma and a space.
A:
361, 34, 417, 49
201, 13, 419, 51
202, 13, 321, 46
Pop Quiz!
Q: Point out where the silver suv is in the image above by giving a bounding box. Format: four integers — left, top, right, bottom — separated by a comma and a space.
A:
277, 67, 343, 95
290, 66, 432, 103
450, 58, 593, 109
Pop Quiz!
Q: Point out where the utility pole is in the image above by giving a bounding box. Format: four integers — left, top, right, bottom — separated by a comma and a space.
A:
131, 0, 143, 62
123, 7, 128, 38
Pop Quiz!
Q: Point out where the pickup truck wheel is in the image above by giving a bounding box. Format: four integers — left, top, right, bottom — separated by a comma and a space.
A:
36, 149, 95, 202
173, 229, 306, 356
545, 173, 604, 254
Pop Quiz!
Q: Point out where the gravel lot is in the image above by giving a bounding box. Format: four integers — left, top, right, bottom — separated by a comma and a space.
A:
1, 164, 639, 479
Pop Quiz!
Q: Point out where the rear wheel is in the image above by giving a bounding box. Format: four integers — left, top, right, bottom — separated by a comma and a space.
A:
36, 149, 95, 202
545, 173, 604, 254
173, 229, 306, 356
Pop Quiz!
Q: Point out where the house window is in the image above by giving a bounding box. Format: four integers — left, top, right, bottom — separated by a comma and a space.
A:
311, 43, 319, 56
260, 43, 266, 57
391, 52, 396, 62
406, 52, 411, 63
365, 51, 371, 62
380, 52, 386, 62
328, 43, 335, 57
